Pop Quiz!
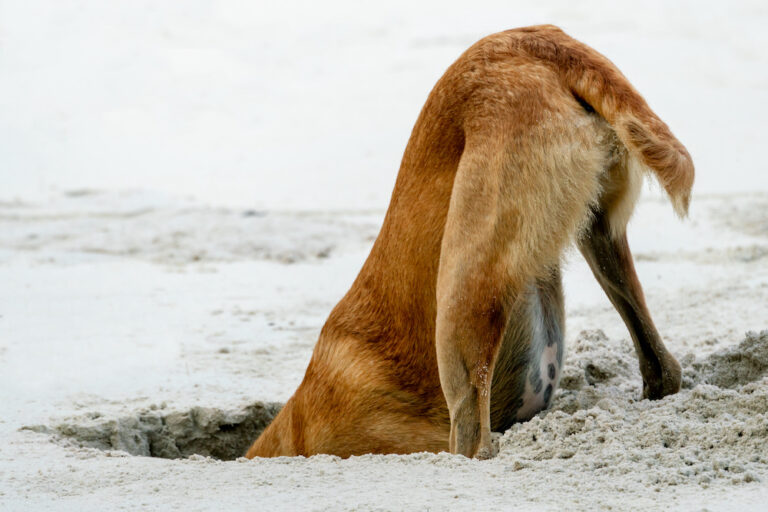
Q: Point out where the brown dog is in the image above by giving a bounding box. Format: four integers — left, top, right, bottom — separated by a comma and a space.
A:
246, 25, 693, 459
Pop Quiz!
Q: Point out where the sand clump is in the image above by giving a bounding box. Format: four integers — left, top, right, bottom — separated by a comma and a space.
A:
498, 330, 768, 487
683, 330, 768, 389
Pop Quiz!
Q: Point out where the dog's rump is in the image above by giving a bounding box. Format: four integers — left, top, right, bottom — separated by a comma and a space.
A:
509, 25, 694, 216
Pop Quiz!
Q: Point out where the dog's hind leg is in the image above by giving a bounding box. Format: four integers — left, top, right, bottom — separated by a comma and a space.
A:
434, 138, 520, 459
436, 112, 604, 458
578, 204, 682, 399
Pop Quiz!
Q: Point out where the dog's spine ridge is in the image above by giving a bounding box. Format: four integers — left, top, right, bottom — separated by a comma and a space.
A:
519, 26, 695, 216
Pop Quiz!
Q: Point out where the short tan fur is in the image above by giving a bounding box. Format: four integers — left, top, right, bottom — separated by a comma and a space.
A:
247, 25, 693, 459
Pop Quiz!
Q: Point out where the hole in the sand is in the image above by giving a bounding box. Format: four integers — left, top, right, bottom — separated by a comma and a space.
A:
23, 401, 282, 461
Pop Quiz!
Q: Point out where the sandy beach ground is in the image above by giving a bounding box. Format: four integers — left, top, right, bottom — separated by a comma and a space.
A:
1, 1, 767, 510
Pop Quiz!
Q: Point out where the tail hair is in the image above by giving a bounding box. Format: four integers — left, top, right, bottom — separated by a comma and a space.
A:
515, 25, 694, 216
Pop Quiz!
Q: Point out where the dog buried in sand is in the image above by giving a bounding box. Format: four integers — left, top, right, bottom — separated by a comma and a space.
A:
246, 25, 694, 459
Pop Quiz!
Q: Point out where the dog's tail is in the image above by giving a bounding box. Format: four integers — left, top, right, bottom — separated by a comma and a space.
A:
516, 26, 695, 216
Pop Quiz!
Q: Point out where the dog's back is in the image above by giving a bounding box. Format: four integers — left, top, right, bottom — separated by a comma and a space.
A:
247, 25, 693, 458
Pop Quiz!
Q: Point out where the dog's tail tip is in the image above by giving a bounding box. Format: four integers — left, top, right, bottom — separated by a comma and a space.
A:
622, 116, 694, 217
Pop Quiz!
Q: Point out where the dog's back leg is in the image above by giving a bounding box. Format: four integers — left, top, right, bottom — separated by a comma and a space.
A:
578, 206, 682, 399
436, 111, 604, 458
435, 138, 516, 460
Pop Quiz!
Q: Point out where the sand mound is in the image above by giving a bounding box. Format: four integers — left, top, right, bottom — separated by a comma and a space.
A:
684, 331, 768, 389
498, 330, 768, 487
24, 402, 281, 460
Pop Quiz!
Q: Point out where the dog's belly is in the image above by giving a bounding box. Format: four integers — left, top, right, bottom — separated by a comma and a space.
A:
515, 304, 562, 421
490, 281, 564, 431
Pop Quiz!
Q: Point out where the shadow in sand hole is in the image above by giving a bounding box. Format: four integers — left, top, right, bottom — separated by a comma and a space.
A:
23, 401, 283, 460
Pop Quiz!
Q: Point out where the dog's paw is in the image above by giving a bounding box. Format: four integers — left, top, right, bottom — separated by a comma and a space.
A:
475, 433, 501, 460
474, 447, 494, 460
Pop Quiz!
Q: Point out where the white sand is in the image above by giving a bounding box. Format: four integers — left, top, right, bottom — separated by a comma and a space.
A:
1, 192, 767, 511
1, 1, 768, 510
